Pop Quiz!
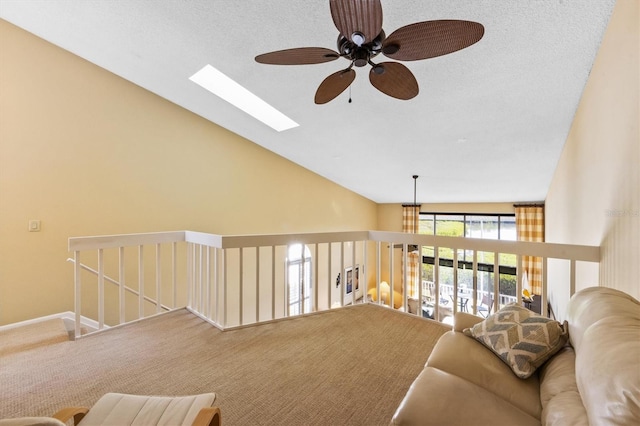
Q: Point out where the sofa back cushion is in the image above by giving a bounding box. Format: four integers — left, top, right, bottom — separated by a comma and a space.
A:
566, 287, 640, 425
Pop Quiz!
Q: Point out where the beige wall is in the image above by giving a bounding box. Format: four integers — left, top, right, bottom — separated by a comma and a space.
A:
377, 203, 515, 231
545, 0, 639, 319
0, 20, 377, 325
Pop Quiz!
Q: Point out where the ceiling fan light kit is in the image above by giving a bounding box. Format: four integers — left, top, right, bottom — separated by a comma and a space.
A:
255, 0, 484, 104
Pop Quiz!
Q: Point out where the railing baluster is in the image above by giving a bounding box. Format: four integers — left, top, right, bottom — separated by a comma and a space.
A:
239, 248, 244, 325
138, 245, 144, 319
206, 246, 211, 319
156, 243, 161, 314
472, 250, 478, 315
222, 248, 227, 328
403, 243, 408, 312
74, 251, 81, 339
542, 257, 548, 317
98, 249, 104, 329
389, 242, 394, 309
327, 243, 332, 309
119, 247, 125, 324
255, 246, 260, 321
186, 243, 192, 308
516, 254, 522, 308
569, 259, 576, 297
340, 242, 344, 307
198, 245, 203, 314
376, 241, 381, 304
271, 245, 276, 320
172, 242, 177, 309
452, 249, 458, 315
313, 243, 319, 312
213, 247, 219, 323
493, 252, 500, 313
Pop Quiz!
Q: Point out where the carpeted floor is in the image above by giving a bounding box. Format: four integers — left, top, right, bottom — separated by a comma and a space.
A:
0, 318, 69, 357
0, 304, 450, 425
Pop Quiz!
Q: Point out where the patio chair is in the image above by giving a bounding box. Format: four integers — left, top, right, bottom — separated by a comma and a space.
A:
477, 294, 494, 318
0, 393, 220, 426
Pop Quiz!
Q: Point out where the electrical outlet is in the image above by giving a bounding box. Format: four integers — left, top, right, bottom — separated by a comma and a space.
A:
28, 220, 41, 232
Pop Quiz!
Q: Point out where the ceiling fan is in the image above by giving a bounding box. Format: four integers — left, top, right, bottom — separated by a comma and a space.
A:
255, 0, 484, 104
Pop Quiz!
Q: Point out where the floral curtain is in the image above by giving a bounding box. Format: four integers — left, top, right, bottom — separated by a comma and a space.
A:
402, 204, 421, 297
515, 205, 544, 295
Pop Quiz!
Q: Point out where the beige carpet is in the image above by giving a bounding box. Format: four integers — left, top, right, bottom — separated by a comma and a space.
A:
0, 304, 450, 425
0, 318, 69, 357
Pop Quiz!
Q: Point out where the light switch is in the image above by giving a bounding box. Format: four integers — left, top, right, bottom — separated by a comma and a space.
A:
28, 220, 41, 232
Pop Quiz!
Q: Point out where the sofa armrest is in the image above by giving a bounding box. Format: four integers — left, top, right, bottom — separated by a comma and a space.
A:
453, 312, 483, 332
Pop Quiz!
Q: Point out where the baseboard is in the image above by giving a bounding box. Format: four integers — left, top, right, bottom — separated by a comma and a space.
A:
0, 311, 102, 334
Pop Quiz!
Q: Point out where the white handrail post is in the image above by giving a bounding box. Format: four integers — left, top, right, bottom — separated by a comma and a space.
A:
98, 248, 105, 329
434, 246, 440, 321
74, 250, 81, 339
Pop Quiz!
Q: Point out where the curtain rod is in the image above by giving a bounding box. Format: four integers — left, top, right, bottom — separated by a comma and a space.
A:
402, 203, 422, 207
513, 203, 545, 207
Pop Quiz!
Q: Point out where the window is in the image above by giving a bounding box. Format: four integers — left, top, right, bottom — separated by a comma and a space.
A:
419, 213, 517, 313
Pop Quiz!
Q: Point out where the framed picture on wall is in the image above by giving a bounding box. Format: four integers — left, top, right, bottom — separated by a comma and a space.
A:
345, 267, 353, 295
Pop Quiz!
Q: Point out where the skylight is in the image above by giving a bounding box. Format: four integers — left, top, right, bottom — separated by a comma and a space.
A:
189, 65, 299, 132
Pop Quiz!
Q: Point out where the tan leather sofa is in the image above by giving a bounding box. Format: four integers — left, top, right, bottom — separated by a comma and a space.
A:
391, 287, 640, 425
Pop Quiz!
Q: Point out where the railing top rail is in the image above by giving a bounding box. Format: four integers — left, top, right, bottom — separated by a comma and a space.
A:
69, 231, 188, 251
68, 229, 599, 263
220, 231, 369, 249
367, 231, 600, 262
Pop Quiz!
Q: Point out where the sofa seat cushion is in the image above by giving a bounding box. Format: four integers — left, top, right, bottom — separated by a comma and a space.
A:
464, 304, 568, 379
426, 331, 541, 419
391, 367, 540, 426
538, 346, 588, 425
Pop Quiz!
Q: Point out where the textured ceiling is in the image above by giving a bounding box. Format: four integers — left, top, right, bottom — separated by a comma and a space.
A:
0, 0, 616, 204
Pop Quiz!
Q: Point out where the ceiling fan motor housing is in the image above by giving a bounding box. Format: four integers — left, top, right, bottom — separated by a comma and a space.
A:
337, 30, 385, 67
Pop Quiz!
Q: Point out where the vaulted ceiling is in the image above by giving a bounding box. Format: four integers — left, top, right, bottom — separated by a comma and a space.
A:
0, 0, 616, 203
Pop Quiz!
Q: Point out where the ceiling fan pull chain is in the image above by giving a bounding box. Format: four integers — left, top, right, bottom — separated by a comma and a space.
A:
348, 85, 352, 103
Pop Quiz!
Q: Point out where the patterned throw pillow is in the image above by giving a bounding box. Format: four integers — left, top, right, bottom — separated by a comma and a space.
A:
463, 303, 569, 379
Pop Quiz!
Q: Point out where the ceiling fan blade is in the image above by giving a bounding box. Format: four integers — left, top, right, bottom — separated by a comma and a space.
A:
255, 47, 340, 65
330, 0, 383, 45
315, 69, 356, 104
369, 62, 418, 100
382, 20, 485, 61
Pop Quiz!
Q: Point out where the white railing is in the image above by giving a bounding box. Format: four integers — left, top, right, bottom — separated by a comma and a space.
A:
68, 230, 600, 337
